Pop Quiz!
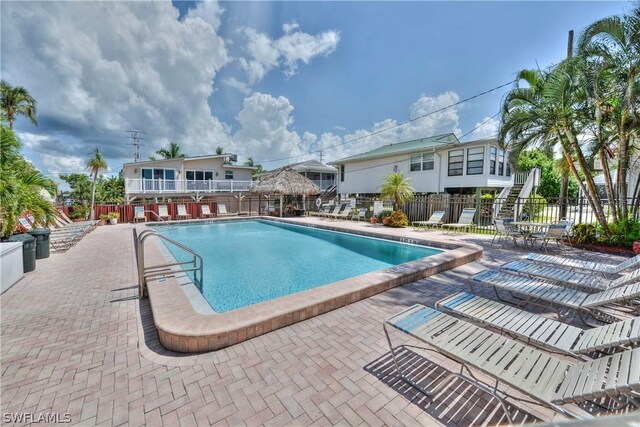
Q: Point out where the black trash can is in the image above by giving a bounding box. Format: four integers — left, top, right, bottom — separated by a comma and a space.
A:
28, 228, 51, 259
7, 234, 36, 272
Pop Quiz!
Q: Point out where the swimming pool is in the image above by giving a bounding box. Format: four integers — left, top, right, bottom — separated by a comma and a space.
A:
154, 220, 441, 312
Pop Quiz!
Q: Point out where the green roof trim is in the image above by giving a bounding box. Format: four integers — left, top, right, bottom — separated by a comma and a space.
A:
330, 133, 462, 164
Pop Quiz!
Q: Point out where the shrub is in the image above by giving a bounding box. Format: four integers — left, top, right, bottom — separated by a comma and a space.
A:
99, 213, 109, 221
70, 205, 90, 220
377, 210, 392, 222
571, 224, 597, 245
386, 210, 408, 228
597, 219, 640, 248
107, 212, 120, 219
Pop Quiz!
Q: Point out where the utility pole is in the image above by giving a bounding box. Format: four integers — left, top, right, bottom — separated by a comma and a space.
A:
319, 150, 323, 163
125, 130, 146, 163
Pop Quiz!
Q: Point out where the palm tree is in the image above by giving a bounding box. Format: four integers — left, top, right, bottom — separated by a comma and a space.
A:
578, 9, 640, 220
154, 142, 185, 159
85, 148, 108, 220
0, 81, 38, 129
215, 146, 224, 155
244, 157, 264, 175
499, 66, 612, 235
380, 172, 415, 211
0, 126, 56, 237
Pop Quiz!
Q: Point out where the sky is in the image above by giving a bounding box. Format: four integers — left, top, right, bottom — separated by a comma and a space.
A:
0, 0, 632, 186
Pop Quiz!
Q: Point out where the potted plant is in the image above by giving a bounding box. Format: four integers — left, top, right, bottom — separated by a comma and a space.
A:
107, 212, 120, 225
379, 172, 415, 228
370, 216, 378, 225
378, 210, 392, 226
98, 213, 108, 226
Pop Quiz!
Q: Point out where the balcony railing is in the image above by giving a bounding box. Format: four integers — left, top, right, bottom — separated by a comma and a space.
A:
309, 179, 336, 191
125, 178, 253, 194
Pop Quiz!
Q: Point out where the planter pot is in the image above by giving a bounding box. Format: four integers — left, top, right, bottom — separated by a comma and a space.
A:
109, 218, 118, 225
634, 241, 640, 255
370, 217, 377, 225
382, 217, 390, 226
97, 220, 106, 226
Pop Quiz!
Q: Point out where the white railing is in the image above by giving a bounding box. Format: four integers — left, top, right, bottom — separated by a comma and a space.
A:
125, 178, 253, 194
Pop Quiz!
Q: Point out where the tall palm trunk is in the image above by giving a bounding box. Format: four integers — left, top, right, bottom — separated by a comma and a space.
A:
562, 123, 610, 236
89, 171, 97, 220
599, 147, 618, 222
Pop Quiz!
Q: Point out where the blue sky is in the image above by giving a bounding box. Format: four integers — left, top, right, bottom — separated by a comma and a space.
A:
0, 0, 631, 182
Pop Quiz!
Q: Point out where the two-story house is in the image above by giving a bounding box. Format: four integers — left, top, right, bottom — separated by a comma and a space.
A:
330, 134, 513, 196
122, 154, 255, 203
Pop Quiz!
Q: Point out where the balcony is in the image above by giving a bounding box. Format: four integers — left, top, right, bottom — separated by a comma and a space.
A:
125, 178, 253, 196
309, 179, 336, 191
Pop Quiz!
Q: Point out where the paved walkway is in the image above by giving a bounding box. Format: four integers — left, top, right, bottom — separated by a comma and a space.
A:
0, 220, 630, 426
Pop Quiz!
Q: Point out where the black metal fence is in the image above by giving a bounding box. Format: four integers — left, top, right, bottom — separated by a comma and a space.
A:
321, 194, 638, 235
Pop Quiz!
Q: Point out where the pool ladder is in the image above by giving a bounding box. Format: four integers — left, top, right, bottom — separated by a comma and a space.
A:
136, 230, 203, 298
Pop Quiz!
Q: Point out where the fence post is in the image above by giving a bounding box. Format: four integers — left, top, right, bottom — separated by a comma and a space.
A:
578, 196, 584, 224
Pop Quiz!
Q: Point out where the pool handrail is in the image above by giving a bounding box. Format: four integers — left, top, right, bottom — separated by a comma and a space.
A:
136, 229, 203, 298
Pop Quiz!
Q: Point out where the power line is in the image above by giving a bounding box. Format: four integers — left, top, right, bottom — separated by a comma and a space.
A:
259, 79, 515, 165
458, 111, 501, 140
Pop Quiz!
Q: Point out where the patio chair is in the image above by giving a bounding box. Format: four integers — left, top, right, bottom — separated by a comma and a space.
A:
385, 305, 640, 423
21, 216, 85, 249
157, 205, 171, 221
411, 210, 445, 231
217, 204, 236, 217
133, 206, 146, 223
470, 269, 640, 326
201, 204, 215, 218
491, 218, 526, 246
26, 214, 86, 238
437, 292, 640, 356
441, 208, 476, 233
558, 217, 575, 247
351, 208, 368, 222
525, 253, 640, 278
176, 204, 191, 219
528, 223, 567, 253
501, 260, 640, 291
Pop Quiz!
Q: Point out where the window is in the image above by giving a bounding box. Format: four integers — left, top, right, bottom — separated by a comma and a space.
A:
141, 168, 176, 190
490, 146, 497, 175
506, 161, 511, 177
224, 170, 234, 180
340, 165, 345, 182
498, 149, 505, 176
186, 170, 214, 181
410, 153, 435, 172
448, 150, 464, 176
466, 147, 484, 175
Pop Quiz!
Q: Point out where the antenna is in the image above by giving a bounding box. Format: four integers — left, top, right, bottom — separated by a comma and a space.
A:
125, 130, 146, 163
319, 150, 324, 163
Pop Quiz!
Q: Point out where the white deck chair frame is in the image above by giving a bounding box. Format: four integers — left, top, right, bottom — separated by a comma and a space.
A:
411, 210, 445, 231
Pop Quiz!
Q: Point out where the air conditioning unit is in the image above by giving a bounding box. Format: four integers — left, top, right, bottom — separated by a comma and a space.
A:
228, 154, 237, 163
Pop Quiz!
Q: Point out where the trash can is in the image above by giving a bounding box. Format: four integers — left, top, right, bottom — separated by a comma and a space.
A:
28, 228, 51, 259
7, 234, 36, 273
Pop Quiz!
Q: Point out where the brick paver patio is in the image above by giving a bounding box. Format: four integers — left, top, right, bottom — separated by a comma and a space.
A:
0, 219, 633, 426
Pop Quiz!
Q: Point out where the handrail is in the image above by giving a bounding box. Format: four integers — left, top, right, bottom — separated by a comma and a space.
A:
143, 210, 165, 221
137, 229, 203, 298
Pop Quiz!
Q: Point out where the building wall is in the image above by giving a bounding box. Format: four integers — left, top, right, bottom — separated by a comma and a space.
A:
336, 142, 512, 195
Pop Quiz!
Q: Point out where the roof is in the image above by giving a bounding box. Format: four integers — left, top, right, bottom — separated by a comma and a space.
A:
288, 159, 337, 173
251, 167, 321, 195
329, 134, 495, 164
122, 154, 255, 169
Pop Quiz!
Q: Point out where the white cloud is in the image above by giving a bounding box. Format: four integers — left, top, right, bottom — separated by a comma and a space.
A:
2, 1, 232, 176
401, 92, 462, 140
233, 92, 305, 162
237, 23, 340, 86
465, 116, 500, 140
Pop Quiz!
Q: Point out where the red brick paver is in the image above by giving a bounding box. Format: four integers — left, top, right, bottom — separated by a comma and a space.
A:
1, 220, 630, 426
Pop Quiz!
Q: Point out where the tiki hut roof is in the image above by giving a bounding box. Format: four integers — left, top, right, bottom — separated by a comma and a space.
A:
251, 167, 321, 196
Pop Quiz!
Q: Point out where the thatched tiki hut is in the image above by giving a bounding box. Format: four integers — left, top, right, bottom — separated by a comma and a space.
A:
251, 167, 321, 217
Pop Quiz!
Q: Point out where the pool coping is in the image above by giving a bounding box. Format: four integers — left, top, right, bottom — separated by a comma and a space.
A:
144, 216, 483, 353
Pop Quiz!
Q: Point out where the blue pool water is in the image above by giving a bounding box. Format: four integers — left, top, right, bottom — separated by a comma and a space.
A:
154, 220, 441, 312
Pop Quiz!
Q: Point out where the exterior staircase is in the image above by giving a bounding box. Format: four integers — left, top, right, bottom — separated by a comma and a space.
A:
497, 183, 524, 218
321, 184, 337, 200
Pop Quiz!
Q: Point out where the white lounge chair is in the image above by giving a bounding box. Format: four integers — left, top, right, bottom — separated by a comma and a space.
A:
470, 269, 640, 325
20, 216, 83, 250
133, 206, 146, 223
411, 210, 445, 231
525, 253, 640, 277
437, 292, 640, 356
176, 204, 191, 219
502, 260, 640, 291
318, 204, 343, 220
441, 208, 476, 232
217, 204, 236, 217
328, 205, 351, 220
385, 305, 640, 422
157, 205, 171, 221
201, 204, 215, 218
57, 208, 97, 226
